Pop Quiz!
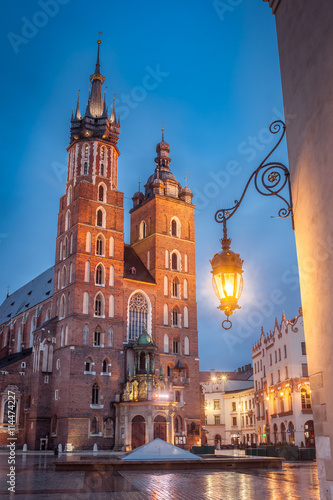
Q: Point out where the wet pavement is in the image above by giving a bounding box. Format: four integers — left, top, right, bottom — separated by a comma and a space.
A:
0, 453, 320, 499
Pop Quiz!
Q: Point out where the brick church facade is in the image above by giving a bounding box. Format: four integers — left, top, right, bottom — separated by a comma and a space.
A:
0, 40, 201, 451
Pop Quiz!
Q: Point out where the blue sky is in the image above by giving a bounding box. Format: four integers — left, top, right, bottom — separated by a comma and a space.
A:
1, 0, 301, 370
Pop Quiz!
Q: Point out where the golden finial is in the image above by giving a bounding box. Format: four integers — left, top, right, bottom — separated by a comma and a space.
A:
138, 177, 141, 191
97, 31, 103, 44
185, 171, 188, 187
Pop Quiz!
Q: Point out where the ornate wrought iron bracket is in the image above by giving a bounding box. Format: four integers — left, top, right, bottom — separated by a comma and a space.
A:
215, 120, 294, 230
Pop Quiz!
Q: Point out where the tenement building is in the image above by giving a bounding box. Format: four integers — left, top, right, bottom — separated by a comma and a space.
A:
252, 308, 314, 447
200, 365, 256, 447
0, 41, 201, 451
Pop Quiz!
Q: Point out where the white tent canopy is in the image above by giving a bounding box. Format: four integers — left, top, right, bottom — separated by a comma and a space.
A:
122, 438, 202, 461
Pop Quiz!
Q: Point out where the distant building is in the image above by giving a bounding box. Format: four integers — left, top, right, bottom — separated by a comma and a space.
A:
200, 365, 256, 446
252, 308, 314, 447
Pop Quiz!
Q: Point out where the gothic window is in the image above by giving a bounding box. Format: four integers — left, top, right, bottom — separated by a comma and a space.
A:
83, 324, 89, 345
100, 164, 104, 176
67, 186, 72, 205
184, 306, 189, 328
172, 307, 180, 327
92, 384, 100, 405
85, 357, 93, 372
173, 336, 180, 354
91, 416, 98, 434
99, 184, 105, 202
67, 294, 70, 316
83, 292, 89, 314
101, 146, 105, 161
175, 390, 181, 402
95, 293, 104, 317
69, 263, 73, 283
128, 292, 149, 341
184, 254, 188, 272
109, 237, 114, 257
184, 279, 188, 299
59, 240, 63, 261
86, 232, 92, 252
171, 217, 180, 237
163, 304, 168, 325
94, 328, 102, 346
85, 261, 90, 282
139, 221, 147, 240
172, 277, 180, 298
95, 264, 104, 285
60, 326, 64, 346
171, 251, 180, 271
65, 210, 71, 231
84, 162, 88, 175
165, 250, 169, 269
65, 324, 68, 344
64, 237, 68, 259
84, 144, 89, 160
164, 333, 169, 353
184, 336, 190, 355
61, 266, 67, 288
164, 276, 168, 296
109, 295, 114, 318
96, 209, 103, 227
109, 265, 114, 287
107, 327, 113, 347
96, 235, 104, 256
59, 295, 66, 319
102, 359, 108, 373
57, 269, 60, 290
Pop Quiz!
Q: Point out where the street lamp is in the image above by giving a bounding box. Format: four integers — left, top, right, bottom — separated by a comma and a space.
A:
210, 120, 293, 330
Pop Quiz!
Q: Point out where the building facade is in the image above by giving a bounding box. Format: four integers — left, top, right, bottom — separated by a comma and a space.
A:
252, 308, 314, 447
0, 40, 201, 451
200, 366, 256, 446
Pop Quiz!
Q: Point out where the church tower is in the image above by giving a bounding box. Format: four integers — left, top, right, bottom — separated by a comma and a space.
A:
49, 40, 125, 449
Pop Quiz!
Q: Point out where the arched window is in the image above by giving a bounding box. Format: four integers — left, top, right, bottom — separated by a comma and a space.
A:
108, 327, 113, 347
100, 163, 104, 176
171, 217, 180, 237
61, 266, 67, 288
96, 235, 104, 256
65, 210, 71, 231
102, 359, 109, 373
94, 328, 102, 346
281, 422, 286, 442
184, 254, 188, 272
101, 146, 105, 161
96, 209, 104, 227
173, 335, 180, 354
95, 293, 104, 317
164, 334, 169, 353
69, 263, 73, 283
98, 184, 105, 202
301, 388, 312, 409
165, 250, 169, 269
147, 251, 150, 270
67, 186, 72, 205
83, 324, 89, 345
164, 276, 168, 296
70, 233, 73, 254
109, 295, 114, 318
184, 279, 188, 299
95, 264, 104, 285
67, 294, 70, 316
57, 269, 60, 290
84, 143, 89, 160
91, 416, 98, 434
85, 261, 90, 282
59, 240, 63, 261
59, 295, 66, 319
128, 292, 149, 341
184, 306, 189, 328
184, 336, 189, 355
139, 221, 147, 240
109, 265, 115, 287
109, 236, 114, 257
171, 251, 180, 271
92, 384, 100, 405
86, 232, 92, 252
172, 307, 180, 327
64, 237, 69, 259
84, 162, 88, 175
83, 292, 89, 314
172, 277, 180, 298
163, 304, 168, 325
65, 324, 68, 345
60, 326, 64, 346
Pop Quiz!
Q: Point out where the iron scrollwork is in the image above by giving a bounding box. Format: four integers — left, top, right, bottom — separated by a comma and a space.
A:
215, 120, 294, 229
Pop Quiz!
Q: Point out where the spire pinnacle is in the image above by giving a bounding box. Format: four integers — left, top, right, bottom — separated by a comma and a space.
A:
74, 89, 81, 120
88, 38, 105, 118
161, 127, 165, 142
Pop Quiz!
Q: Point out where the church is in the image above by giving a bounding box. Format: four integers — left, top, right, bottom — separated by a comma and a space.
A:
0, 40, 201, 451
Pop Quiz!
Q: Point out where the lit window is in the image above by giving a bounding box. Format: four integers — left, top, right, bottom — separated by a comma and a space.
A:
214, 400, 220, 410
214, 415, 220, 425
128, 292, 149, 341
301, 388, 312, 409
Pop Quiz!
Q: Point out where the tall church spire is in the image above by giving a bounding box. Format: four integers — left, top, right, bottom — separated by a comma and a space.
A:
88, 39, 105, 118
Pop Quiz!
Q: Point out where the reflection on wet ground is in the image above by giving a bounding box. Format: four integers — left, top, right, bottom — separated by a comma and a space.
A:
0, 453, 319, 499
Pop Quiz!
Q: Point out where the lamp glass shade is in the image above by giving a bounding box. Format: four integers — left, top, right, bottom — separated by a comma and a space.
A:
212, 270, 243, 302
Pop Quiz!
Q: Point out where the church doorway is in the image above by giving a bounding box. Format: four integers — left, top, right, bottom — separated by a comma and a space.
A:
131, 415, 145, 449
154, 415, 167, 441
